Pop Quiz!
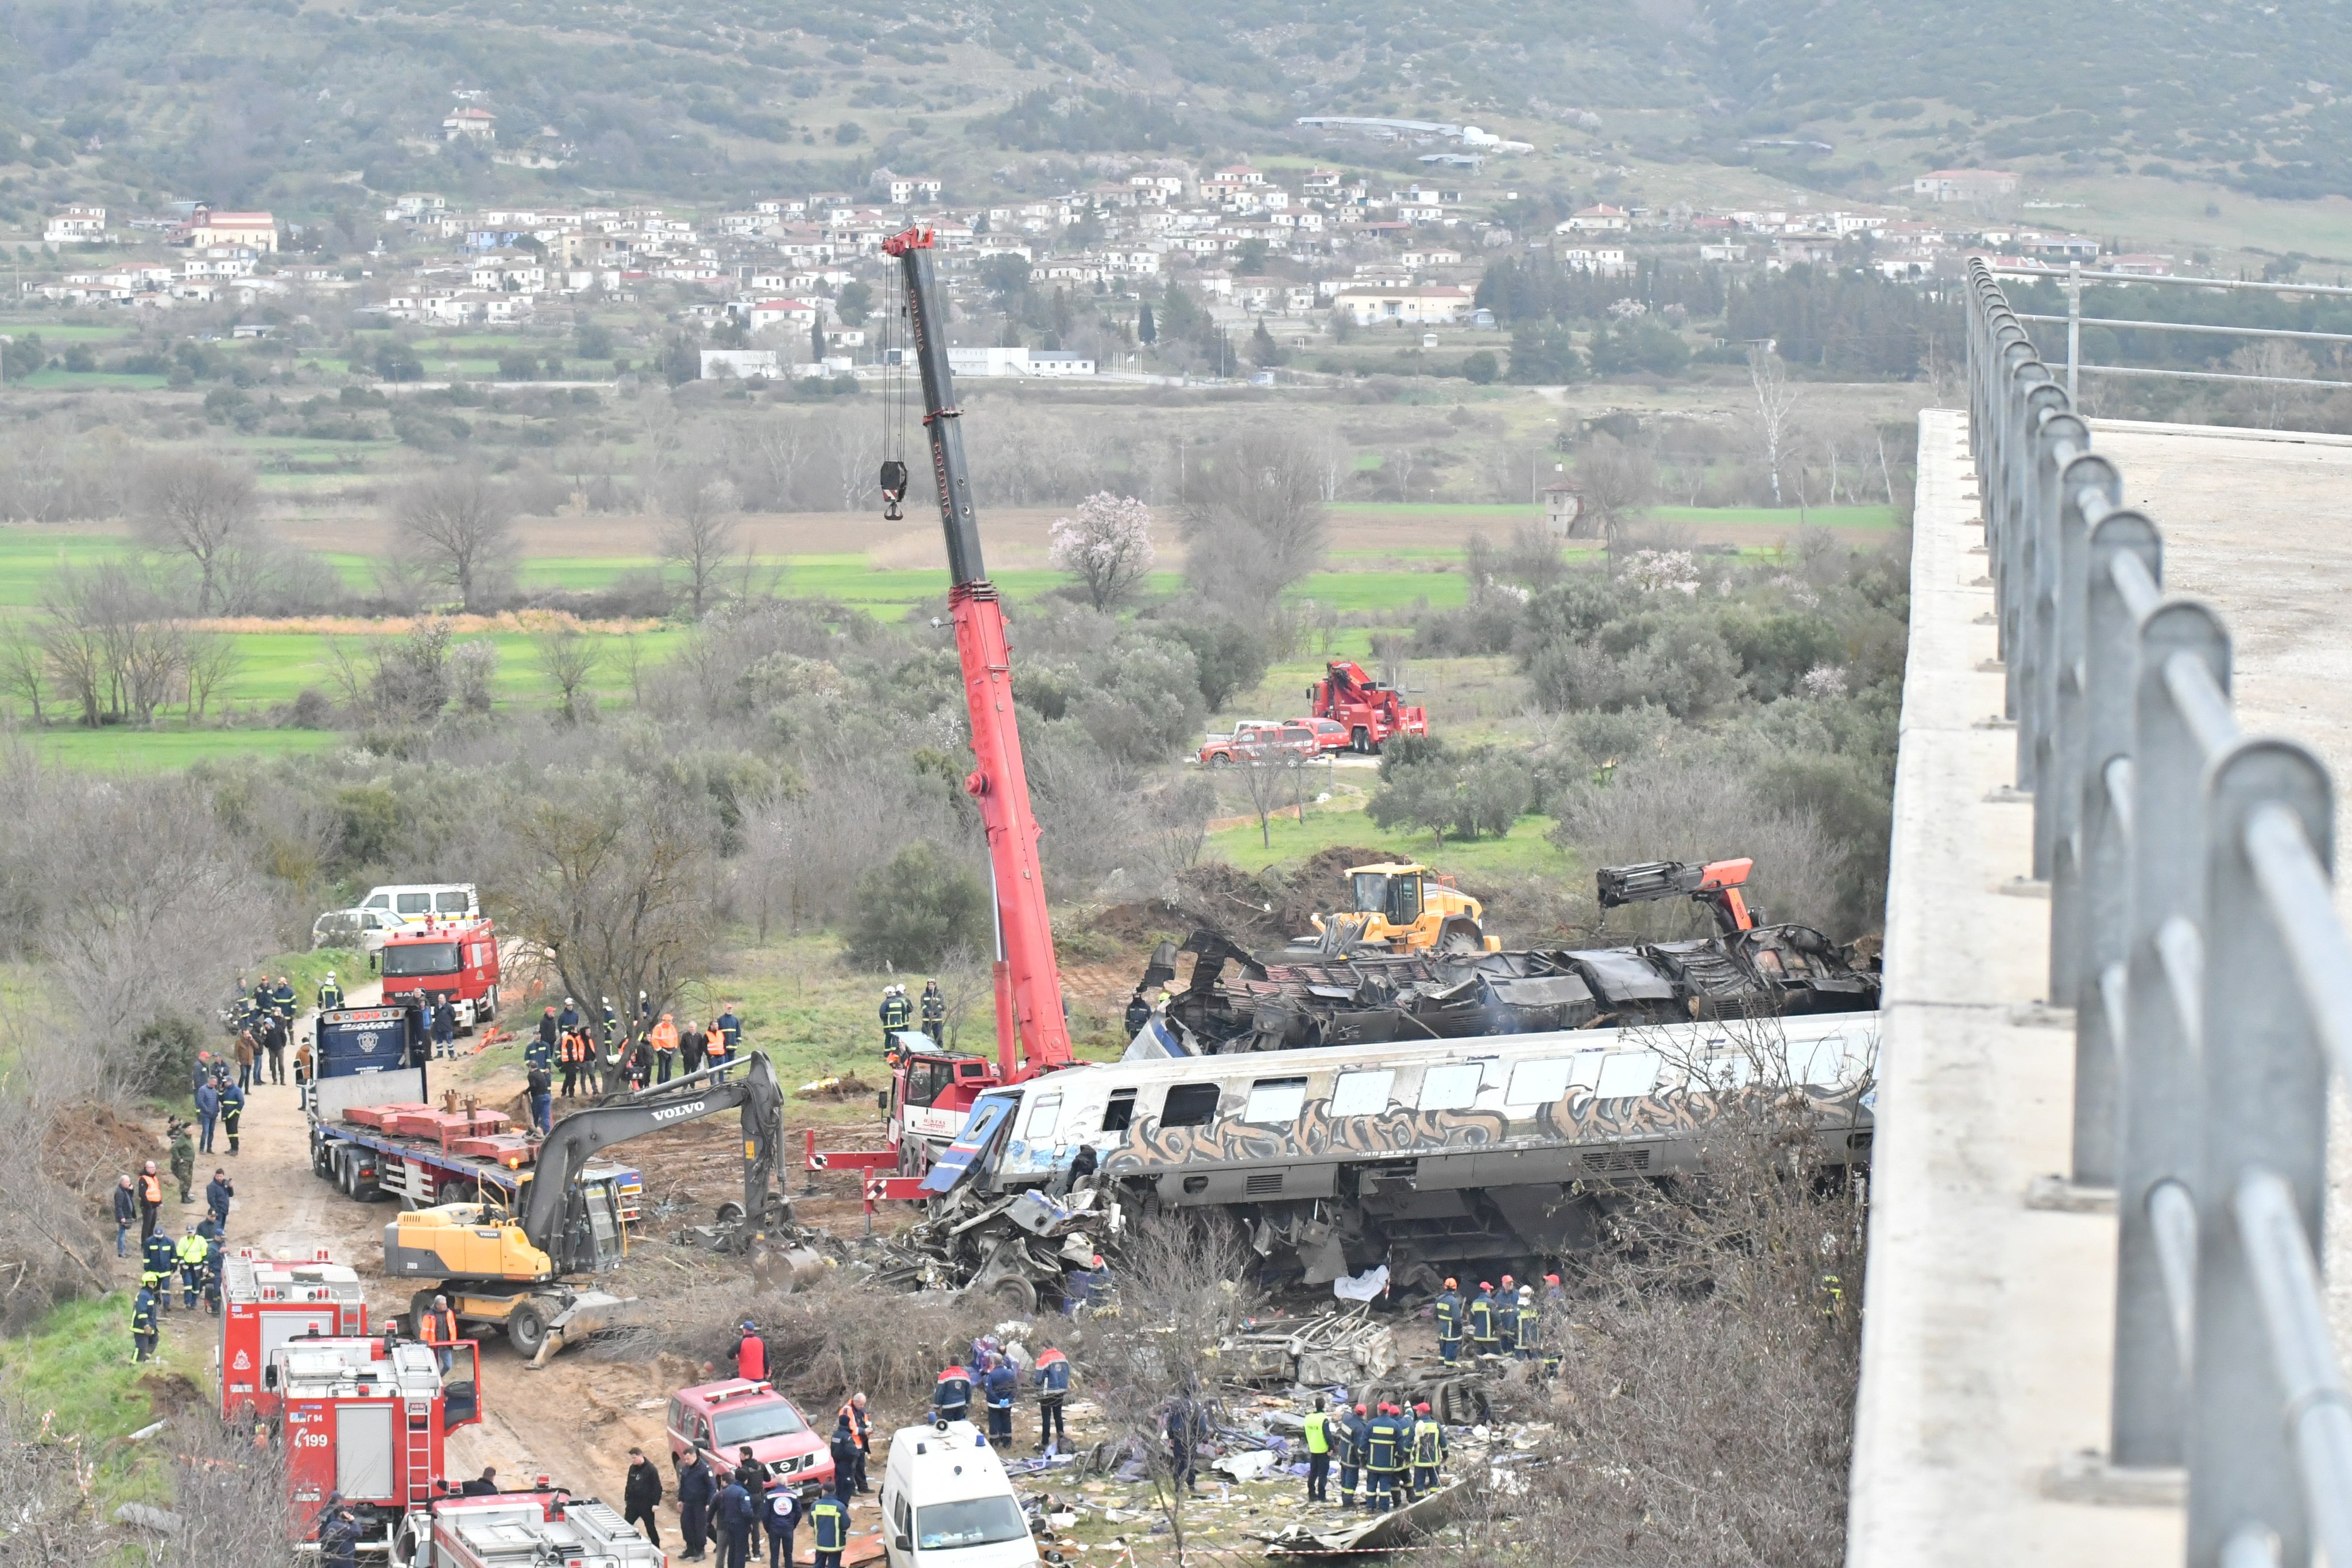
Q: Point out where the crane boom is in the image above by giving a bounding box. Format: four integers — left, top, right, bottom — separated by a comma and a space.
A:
884, 224, 1074, 1079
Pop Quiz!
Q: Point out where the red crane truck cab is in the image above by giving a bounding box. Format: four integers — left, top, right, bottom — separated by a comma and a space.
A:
1306, 660, 1428, 752
219, 1249, 369, 1422
378, 917, 502, 1031
274, 1334, 481, 1542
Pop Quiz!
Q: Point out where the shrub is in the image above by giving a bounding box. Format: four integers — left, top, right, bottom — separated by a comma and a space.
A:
132, 1012, 205, 1100
1461, 349, 1499, 384
848, 843, 989, 969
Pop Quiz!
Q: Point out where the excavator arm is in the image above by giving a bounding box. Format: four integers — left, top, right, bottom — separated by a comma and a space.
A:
1595, 857, 1758, 934
883, 224, 1074, 1081
518, 1053, 786, 1269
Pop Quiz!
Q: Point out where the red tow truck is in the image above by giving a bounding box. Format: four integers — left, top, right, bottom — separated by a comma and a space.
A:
218, 1248, 369, 1423
273, 1333, 481, 1543
378, 917, 502, 1031
1306, 659, 1428, 752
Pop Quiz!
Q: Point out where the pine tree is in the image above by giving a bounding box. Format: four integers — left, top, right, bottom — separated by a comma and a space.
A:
1138, 301, 1156, 343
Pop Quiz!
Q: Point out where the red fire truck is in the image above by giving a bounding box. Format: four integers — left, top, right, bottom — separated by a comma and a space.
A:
273, 1334, 481, 1542
378, 917, 502, 1031
218, 1249, 369, 1423
392, 1489, 664, 1567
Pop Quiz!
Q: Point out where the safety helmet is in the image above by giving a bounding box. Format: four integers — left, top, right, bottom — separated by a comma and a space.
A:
1442, 1277, 1456, 1290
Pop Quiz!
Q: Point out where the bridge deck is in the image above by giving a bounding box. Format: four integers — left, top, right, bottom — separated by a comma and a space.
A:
1848, 411, 2352, 1563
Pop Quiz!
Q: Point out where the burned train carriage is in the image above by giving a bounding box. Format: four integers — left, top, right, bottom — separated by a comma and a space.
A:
920, 1018, 1875, 1296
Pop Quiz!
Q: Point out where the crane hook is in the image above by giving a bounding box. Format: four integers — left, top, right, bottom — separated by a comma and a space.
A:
879, 459, 909, 522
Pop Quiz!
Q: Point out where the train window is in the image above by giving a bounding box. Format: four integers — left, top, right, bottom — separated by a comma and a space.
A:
1161, 1083, 1221, 1128
1243, 1078, 1309, 1124
1569, 1051, 1608, 1089
1101, 1090, 1136, 1133
1505, 1059, 1574, 1105
1593, 1052, 1662, 1099
1024, 1095, 1062, 1141
1418, 1062, 1482, 1112
1785, 1035, 1846, 1086
1329, 1069, 1392, 1117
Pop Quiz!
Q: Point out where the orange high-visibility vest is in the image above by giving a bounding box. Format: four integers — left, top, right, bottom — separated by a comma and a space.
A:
421, 1307, 458, 1346
650, 1019, 679, 1055
140, 1172, 162, 1205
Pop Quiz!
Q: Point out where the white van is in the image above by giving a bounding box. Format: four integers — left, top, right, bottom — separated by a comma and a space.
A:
880, 1420, 1039, 1568
358, 884, 480, 926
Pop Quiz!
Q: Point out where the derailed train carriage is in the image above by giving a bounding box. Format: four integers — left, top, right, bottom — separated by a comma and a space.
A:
891, 1015, 1876, 1306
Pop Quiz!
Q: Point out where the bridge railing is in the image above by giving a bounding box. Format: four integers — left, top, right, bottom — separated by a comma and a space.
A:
1968, 256, 2352, 1568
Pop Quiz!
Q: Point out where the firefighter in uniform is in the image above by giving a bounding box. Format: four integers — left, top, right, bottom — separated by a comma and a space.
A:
1364, 1403, 1405, 1512
141, 1230, 177, 1313
316, 972, 343, 1012
1468, 1282, 1499, 1357
1411, 1401, 1444, 1497
919, 979, 945, 1043
269, 975, 297, 1021
879, 985, 912, 1052
175, 1222, 210, 1310
1513, 1284, 1539, 1362
810, 1491, 850, 1568
1301, 1396, 1333, 1503
1432, 1277, 1464, 1364
131, 1283, 159, 1362
1338, 1403, 1369, 1508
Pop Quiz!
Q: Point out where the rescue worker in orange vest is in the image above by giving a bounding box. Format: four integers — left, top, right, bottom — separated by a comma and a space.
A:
650, 1014, 680, 1086
137, 1161, 164, 1244
703, 1013, 731, 1081
558, 1027, 589, 1098
838, 1392, 872, 1492
419, 1294, 459, 1374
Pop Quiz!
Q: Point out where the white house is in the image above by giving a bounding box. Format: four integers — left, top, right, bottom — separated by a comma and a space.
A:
701, 349, 785, 379
444, 106, 498, 142
1559, 204, 1630, 233
1913, 169, 2019, 203
1330, 284, 1474, 326
946, 346, 1094, 377
44, 206, 107, 245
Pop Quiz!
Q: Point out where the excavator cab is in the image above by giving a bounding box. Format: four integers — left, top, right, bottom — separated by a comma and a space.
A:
1314, 861, 1498, 954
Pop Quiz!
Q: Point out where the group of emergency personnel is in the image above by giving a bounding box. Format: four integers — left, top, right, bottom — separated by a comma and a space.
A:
1431, 1274, 1561, 1375
877, 981, 946, 1051
1305, 1396, 1445, 1512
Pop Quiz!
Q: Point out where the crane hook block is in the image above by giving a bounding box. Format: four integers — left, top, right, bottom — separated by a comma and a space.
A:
879, 459, 910, 522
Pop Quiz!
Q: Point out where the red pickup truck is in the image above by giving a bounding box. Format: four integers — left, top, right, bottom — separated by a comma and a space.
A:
1197, 719, 1343, 765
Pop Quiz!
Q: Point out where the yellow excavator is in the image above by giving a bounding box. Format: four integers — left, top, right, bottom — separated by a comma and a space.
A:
383, 1052, 804, 1361
1305, 861, 1500, 955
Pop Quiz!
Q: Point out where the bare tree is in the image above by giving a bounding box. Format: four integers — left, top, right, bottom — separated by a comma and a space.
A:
1178, 430, 1328, 618
1237, 753, 1293, 849
392, 469, 516, 612
737, 417, 814, 511
532, 621, 604, 723
1576, 432, 1658, 547
656, 469, 742, 618
0, 618, 49, 725
1747, 345, 1802, 508
2229, 339, 2318, 429
130, 452, 261, 615
183, 630, 243, 722
1386, 446, 1419, 502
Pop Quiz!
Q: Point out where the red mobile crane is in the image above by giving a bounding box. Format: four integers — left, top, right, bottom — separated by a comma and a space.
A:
818, 227, 1078, 1198
1307, 659, 1428, 752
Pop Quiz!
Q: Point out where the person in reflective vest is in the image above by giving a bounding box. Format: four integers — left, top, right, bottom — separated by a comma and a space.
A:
838, 1392, 872, 1490
1513, 1286, 1539, 1361
137, 1163, 164, 1243
1468, 1282, 1499, 1354
175, 1223, 210, 1310
919, 980, 945, 1042
1032, 1348, 1071, 1453
1301, 1396, 1333, 1503
1411, 1402, 1444, 1495
317, 973, 343, 1012
1432, 1277, 1463, 1364
559, 1029, 589, 1098
810, 1492, 849, 1568
1338, 1403, 1369, 1508
932, 1364, 971, 1423
879, 986, 912, 1052
131, 1284, 158, 1362
421, 1295, 460, 1373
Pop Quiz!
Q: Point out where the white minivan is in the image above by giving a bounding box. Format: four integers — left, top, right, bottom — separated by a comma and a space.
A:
358, 883, 480, 926
880, 1420, 1039, 1568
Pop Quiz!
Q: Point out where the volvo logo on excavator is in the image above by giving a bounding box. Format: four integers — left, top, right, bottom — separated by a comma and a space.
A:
652, 1099, 709, 1122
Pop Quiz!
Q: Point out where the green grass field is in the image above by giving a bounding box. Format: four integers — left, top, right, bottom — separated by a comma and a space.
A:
0, 1293, 204, 1514
1204, 792, 1572, 879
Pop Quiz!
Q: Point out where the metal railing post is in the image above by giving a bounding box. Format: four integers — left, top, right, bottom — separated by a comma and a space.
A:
2034, 420, 2096, 897
2111, 600, 2233, 1466
2009, 365, 2060, 788
2188, 740, 2335, 1567
2072, 511, 2161, 1186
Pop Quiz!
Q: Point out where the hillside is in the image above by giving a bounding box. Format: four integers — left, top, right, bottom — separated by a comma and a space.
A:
2, 0, 2350, 218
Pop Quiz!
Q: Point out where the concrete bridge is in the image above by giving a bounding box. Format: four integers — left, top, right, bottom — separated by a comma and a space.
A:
1850, 262, 2352, 1568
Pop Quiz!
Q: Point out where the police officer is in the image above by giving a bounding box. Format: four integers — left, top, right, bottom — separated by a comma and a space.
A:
932, 1362, 972, 1423
175, 1221, 209, 1310
141, 1228, 178, 1314
1411, 1401, 1444, 1497
762, 1478, 799, 1568
713, 1473, 756, 1568
317, 1492, 360, 1568
919, 979, 945, 1042
984, 1353, 1017, 1442
1032, 1348, 1071, 1451
879, 985, 912, 1051
1432, 1277, 1463, 1364
810, 1488, 849, 1568
677, 1447, 717, 1562
1337, 1402, 1369, 1508
829, 1416, 860, 1504
1301, 1395, 1333, 1503
1468, 1281, 1500, 1357
131, 1281, 159, 1363
316, 971, 343, 1012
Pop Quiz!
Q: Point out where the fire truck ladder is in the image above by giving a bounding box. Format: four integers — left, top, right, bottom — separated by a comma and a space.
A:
403, 1399, 436, 1508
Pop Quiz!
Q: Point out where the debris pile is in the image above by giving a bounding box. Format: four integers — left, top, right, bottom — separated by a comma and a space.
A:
867, 1186, 1109, 1309
1224, 1304, 1399, 1387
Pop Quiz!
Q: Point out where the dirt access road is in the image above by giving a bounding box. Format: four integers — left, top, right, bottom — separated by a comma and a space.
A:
163, 980, 888, 1553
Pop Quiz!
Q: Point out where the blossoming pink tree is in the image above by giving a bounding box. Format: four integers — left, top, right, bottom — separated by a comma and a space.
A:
1049, 492, 1156, 610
